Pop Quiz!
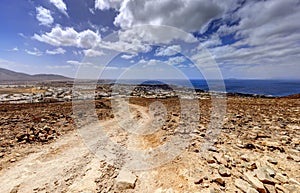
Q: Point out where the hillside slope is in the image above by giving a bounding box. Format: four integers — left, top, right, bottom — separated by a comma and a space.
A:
0, 68, 70, 81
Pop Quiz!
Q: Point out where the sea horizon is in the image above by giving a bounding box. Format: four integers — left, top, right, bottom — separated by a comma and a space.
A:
100, 79, 300, 97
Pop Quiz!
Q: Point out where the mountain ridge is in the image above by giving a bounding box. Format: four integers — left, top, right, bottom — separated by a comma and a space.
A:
0, 67, 71, 81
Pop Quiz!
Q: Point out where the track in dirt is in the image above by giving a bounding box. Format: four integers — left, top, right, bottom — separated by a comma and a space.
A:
0, 103, 151, 193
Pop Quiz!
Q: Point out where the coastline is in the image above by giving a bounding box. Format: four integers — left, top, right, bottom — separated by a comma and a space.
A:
1, 81, 300, 104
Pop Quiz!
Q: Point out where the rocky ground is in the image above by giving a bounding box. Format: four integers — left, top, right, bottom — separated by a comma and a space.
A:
0, 96, 299, 193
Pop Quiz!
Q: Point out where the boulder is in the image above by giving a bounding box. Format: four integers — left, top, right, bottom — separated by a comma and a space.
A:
218, 165, 231, 177
235, 179, 259, 193
115, 169, 137, 190
244, 172, 266, 193
274, 173, 288, 184
212, 175, 225, 186
255, 167, 275, 184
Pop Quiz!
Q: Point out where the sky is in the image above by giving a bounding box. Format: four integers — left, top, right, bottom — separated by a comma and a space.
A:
0, 0, 300, 80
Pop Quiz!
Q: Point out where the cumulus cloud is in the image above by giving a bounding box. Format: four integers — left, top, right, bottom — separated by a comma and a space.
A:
46, 47, 66, 55
120, 26, 195, 43
232, 0, 300, 46
78, 30, 102, 48
138, 56, 186, 68
113, 0, 227, 32
212, 0, 300, 49
33, 26, 77, 46
83, 49, 104, 57
155, 45, 181, 56
81, 26, 194, 55
189, 0, 300, 79
32, 0, 300, 79
200, 34, 222, 48
33, 22, 194, 56
95, 0, 122, 10
33, 26, 101, 48
36, 6, 54, 26
99, 35, 152, 54
49, 0, 68, 16
94, 0, 240, 32
166, 56, 186, 65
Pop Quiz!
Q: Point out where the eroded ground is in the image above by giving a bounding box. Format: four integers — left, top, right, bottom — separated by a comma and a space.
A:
0, 97, 300, 193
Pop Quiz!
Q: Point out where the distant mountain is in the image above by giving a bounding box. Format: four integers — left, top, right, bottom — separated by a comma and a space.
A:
0, 68, 71, 81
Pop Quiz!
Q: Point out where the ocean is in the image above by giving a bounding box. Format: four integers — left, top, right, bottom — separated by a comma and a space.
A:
114, 79, 300, 97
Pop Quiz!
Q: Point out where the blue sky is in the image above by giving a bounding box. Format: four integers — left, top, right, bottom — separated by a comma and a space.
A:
0, 0, 300, 79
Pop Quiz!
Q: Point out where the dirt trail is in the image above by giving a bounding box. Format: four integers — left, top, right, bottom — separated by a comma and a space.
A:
0, 126, 104, 193
0, 100, 194, 193
2, 98, 300, 193
0, 103, 151, 193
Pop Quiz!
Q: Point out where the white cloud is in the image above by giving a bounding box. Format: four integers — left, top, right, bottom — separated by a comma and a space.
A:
188, 0, 300, 79
49, 0, 68, 16
36, 6, 54, 26
104, 26, 195, 54
233, 0, 300, 46
33, 25, 193, 56
99, 36, 152, 54
67, 60, 94, 66
72, 50, 82, 55
138, 56, 186, 68
138, 59, 158, 67
100, 26, 110, 32
83, 49, 104, 57
200, 34, 222, 48
46, 47, 66, 55
18, 33, 27, 38
46, 65, 72, 69
66, 60, 123, 73
89, 8, 95, 14
121, 54, 135, 59
78, 29, 101, 48
70, 24, 195, 58
105, 66, 127, 70
95, 0, 122, 10
93, 0, 240, 33
166, 56, 186, 65
33, 26, 77, 46
25, 48, 43, 56
30, 0, 300, 79
155, 45, 181, 56
8, 47, 19, 52
33, 26, 101, 48
113, 0, 228, 32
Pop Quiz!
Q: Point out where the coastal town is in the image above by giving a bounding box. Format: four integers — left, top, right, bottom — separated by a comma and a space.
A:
0, 83, 212, 104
